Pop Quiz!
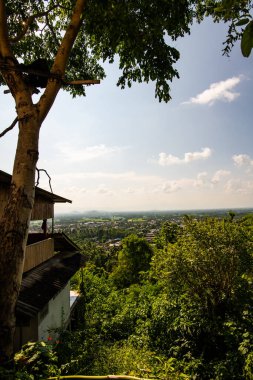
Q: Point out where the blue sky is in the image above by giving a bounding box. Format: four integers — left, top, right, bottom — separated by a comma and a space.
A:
1, 18, 253, 213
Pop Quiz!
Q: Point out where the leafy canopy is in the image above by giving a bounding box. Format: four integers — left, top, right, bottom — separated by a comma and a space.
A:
153, 218, 253, 312
197, 0, 253, 56
3, 1, 252, 102
3, 0, 197, 102
111, 234, 153, 287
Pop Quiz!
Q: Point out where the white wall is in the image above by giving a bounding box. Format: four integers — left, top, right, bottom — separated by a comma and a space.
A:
38, 282, 70, 341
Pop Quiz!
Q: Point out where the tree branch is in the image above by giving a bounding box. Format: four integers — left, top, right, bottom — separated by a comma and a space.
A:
64, 79, 100, 85
38, 0, 86, 124
0, 62, 100, 87
0, 117, 18, 138
45, 15, 61, 48
0, 0, 14, 57
36, 168, 53, 193
0, 1, 28, 97
9, 5, 59, 43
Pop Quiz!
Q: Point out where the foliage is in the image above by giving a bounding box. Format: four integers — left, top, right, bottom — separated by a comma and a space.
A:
68, 218, 253, 378
155, 221, 182, 248
10, 216, 253, 378
197, 0, 253, 56
14, 341, 60, 379
1, 0, 202, 102
149, 218, 253, 378
153, 218, 253, 313
69, 225, 128, 244
111, 234, 153, 288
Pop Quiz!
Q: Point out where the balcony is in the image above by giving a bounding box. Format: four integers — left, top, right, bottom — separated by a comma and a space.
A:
24, 234, 54, 272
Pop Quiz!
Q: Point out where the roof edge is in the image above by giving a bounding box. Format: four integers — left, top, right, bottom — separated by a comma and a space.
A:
0, 170, 72, 203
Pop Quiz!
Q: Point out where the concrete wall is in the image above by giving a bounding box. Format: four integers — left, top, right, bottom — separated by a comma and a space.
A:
38, 282, 70, 341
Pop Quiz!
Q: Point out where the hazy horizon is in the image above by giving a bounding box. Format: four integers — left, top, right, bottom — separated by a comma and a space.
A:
54, 207, 253, 217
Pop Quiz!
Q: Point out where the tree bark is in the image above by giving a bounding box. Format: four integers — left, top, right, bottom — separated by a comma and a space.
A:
0, 103, 40, 362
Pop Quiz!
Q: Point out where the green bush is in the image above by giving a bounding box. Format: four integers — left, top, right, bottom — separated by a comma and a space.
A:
149, 218, 253, 378
14, 341, 60, 379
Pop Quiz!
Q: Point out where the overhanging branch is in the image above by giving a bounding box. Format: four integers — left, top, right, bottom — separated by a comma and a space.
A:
0, 117, 18, 138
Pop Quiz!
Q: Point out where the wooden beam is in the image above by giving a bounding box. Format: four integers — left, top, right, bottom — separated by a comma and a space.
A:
64, 79, 100, 85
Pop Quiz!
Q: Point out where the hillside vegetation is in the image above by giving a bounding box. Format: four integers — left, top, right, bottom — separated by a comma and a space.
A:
5, 214, 253, 379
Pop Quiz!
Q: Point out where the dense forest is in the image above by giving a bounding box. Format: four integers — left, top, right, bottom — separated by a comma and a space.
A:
3, 213, 253, 379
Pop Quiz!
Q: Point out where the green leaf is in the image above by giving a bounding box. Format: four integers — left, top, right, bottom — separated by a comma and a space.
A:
235, 18, 250, 27
241, 20, 253, 57
214, 7, 225, 13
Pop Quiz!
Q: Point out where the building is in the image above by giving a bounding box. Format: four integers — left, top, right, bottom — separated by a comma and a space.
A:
0, 170, 85, 351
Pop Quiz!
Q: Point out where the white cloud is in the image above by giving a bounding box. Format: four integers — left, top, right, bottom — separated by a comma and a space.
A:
158, 153, 181, 165
56, 143, 124, 162
211, 170, 231, 184
232, 154, 253, 167
194, 172, 208, 188
67, 186, 87, 194
95, 185, 114, 196
185, 148, 212, 162
52, 167, 253, 213
160, 181, 182, 193
55, 170, 162, 183
124, 187, 136, 194
157, 147, 212, 166
156, 171, 231, 194
224, 179, 253, 194
155, 177, 201, 194
183, 76, 242, 106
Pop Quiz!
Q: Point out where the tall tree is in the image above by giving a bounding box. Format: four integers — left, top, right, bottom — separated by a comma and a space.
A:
0, 0, 197, 362
111, 234, 153, 287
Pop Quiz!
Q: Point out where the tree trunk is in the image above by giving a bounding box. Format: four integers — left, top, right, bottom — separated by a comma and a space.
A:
0, 102, 40, 363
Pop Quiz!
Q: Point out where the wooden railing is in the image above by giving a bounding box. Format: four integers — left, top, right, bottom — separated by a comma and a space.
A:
24, 238, 54, 272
